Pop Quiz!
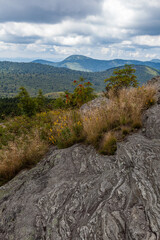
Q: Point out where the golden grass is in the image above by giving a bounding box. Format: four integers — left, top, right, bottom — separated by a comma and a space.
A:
0, 131, 48, 182
81, 85, 156, 145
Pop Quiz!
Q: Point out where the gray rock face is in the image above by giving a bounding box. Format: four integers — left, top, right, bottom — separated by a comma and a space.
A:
1, 79, 160, 239
80, 97, 110, 115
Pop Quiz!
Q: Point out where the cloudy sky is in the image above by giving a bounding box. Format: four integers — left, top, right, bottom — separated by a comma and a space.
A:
0, 0, 160, 61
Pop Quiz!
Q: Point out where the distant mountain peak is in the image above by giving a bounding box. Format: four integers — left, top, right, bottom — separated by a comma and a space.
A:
151, 59, 160, 63
31, 55, 160, 73
64, 55, 92, 61
32, 59, 55, 64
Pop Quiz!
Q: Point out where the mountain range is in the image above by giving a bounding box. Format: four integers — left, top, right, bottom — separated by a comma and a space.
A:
0, 61, 159, 97
32, 55, 160, 72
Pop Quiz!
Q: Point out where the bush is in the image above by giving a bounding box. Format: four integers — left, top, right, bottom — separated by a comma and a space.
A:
49, 110, 83, 148
52, 97, 67, 109
65, 77, 96, 107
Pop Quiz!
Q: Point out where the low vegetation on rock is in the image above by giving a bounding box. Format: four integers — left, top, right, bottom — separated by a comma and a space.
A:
0, 66, 157, 186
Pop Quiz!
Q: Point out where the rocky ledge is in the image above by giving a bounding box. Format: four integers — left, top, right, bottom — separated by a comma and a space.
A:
0, 78, 160, 239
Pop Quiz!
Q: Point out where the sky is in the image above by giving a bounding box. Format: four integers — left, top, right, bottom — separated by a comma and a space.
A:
0, 0, 160, 61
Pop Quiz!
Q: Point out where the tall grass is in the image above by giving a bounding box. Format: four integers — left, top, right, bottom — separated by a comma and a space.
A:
81, 85, 156, 145
0, 131, 48, 184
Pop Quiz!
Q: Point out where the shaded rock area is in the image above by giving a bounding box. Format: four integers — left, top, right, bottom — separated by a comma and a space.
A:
0, 78, 160, 239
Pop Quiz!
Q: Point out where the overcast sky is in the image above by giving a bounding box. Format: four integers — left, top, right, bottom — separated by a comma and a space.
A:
0, 0, 160, 61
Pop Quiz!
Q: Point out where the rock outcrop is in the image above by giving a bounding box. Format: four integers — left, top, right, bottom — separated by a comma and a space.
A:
80, 97, 110, 115
0, 78, 160, 239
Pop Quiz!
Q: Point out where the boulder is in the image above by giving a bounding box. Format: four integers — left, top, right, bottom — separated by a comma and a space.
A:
80, 97, 110, 115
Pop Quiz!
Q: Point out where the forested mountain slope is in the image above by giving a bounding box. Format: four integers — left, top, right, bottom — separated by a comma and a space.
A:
0, 61, 159, 97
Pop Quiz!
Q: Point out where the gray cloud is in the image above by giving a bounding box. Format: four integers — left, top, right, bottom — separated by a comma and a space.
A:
0, 0, 103, 23
130, 12, 160, 36
2, 34, 40, 44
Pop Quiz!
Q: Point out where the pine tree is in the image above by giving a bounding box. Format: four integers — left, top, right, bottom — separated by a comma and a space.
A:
17, 87, 37, 117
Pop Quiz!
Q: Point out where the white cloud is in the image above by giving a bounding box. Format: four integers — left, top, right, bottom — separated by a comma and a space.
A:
133, 35, 160, 47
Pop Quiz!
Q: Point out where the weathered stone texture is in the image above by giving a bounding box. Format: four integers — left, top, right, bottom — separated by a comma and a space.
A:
0, 78, 160, 239
80, 97, 110, 115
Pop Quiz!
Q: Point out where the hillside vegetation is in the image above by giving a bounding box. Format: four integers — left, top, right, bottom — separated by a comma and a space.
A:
0, 85, 156, 185
0, 61, 159, 97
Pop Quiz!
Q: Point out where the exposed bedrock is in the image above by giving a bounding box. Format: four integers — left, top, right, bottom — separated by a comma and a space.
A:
0, 78, 160, 239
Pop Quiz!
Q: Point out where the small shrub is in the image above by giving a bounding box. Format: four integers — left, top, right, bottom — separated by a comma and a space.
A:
122, 127, 130, 136
132, 122, 142, 129
145, 98, 155, 108
49, 110, 83, 148
56, 127, 73, 148
65, 77, 96, 107
99, 132, 117, 155
52, 97, 67, 109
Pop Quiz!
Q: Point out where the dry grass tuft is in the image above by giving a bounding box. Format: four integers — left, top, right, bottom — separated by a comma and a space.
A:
0, 131, 48, 183
99, 131, 117, 155
81, 85, 156, 148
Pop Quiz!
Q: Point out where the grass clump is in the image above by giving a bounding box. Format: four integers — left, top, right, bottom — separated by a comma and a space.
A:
121, 127, 130, 136
0, 131, 48, 184
81, 85, 156, 151
99, 132, 117, 155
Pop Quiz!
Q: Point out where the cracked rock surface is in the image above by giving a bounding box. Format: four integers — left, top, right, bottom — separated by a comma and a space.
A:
0, 78, 160, 239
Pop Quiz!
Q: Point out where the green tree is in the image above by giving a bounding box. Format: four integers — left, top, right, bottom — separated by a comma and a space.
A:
104, 65, 138, 94
17, 87, 37, 117
65, 77, 96, 107
36, 89, 45, 112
